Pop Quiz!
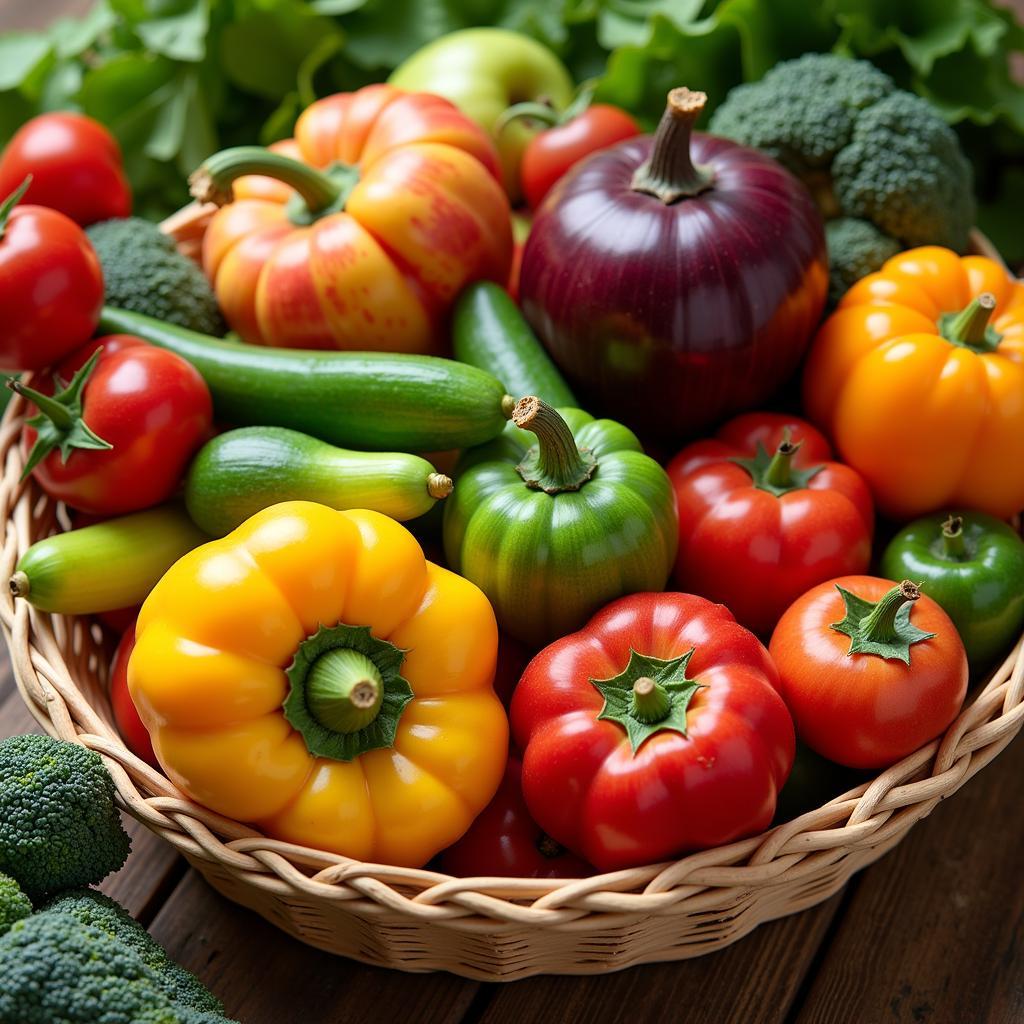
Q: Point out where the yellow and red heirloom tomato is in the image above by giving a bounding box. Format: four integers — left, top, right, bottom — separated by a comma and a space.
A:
195, 84, 513, 353
128, 501, 508, 867
803, 247, 1024, 520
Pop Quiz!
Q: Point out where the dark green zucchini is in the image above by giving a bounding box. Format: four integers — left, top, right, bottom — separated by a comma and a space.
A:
453, 282, 577, 408
98, 307, 514, 452
185, 426, 454, 536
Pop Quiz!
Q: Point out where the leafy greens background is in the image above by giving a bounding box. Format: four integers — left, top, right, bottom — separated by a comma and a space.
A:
2, 0, 1022, 260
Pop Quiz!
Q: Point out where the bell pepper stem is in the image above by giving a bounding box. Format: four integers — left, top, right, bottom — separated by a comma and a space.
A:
513, 396, 598, 494
940, 292, 1003, 353
631, 88, 715, 203
0, 176, 31, 241
305, 648, 384, 735
858, 580, 921, 645
941, 515, 967, 560
629, 677, 671, 724
190, 147, 343, 214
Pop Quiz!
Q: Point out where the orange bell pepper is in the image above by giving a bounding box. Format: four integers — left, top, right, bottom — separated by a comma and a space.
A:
802, 247, 1024, 520
128, 501, 508, 867
193, 84, 512, 353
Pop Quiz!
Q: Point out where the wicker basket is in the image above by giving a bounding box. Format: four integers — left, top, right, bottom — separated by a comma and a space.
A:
3, 222, 1023, 980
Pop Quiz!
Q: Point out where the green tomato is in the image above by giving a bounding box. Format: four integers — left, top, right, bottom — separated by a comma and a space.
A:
389, 28, 574, 200
443, 399, 678, 649
880, 511, 1024, 668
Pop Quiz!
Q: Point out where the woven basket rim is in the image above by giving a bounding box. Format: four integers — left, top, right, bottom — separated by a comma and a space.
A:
2, 222, 1023, 929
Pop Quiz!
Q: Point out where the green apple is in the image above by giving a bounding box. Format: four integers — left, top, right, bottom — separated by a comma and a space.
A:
389, 28, 574, 200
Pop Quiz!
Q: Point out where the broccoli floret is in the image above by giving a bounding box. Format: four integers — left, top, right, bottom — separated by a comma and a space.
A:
0, 873, 31, 936
824, 217, 902, 303
0, 914, 240, 1024
41, 889, 223, 1015
832, 91, 974, 250
86, 217, 226, 336
709, 54, 975, 295
0, 733, 131, 902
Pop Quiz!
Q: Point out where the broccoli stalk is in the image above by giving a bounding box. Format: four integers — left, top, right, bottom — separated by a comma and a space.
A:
709, 54, 975, 299
0, 734, 131, 902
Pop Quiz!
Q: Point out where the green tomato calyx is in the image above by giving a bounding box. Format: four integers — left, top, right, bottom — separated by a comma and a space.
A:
830, 580, 936, 665
592, 648, 704, 754
0, 175, 31, 241
732, 428, 824, 497
283, 622, 413, 761
513, 396, 598, 494
190, 147, 359, 226
939, 292, 1003, 354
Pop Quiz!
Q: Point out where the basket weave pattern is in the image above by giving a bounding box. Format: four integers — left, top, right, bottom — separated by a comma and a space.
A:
4, 331, 1024, 982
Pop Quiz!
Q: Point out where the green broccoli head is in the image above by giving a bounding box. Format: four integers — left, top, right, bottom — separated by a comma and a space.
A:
41, 889, 224, 1015
824, 217, 902, 304
0, 733, 131, 902
0, 914, 187, 1024
0, 873, 31, 937
86, 217, 226, 337
709, 53, 975, 280
831, 91, 974, 251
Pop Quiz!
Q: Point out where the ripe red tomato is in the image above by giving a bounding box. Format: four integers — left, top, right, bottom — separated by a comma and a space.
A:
0, 183, 104, 371
109, 621, 157, 766
521, 104, 640, 209
16, 335, 212, 515
511, 592, 795, 871
440, 756, 592, 878
0, 112, 131, 226
769, 576, 968, 769
668, 412, 874, 637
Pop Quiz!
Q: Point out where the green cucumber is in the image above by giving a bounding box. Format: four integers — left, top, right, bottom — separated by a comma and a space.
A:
185, 426, 454, 536
98, 307, 514, 452
11, 505, 207, 614
453, 282, 577, 408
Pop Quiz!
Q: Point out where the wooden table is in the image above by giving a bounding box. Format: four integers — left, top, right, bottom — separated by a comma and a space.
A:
2, 656, 1022, 1023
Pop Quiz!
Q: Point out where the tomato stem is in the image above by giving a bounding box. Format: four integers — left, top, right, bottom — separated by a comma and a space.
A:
629, 677, 671, 724
631, 87, 715, 203
763, 435, 799, 491
941, 515, 967, 561
306, 648, 383, 734
0, 176, 31, 242
858, 580, 921, 644
513, 396, 597, 494
939, 292, 1003, 353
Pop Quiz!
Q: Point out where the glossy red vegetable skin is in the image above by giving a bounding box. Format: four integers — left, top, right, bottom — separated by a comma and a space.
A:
0, 113, 131, 226
511, 592, 795, 871
668, 413, 874, 637
769, 576, 968, 769
520, 90, 827, 440
521, 104, 640, 210
23, 336, 213, 515
440, 756, 592, 878
0, 196, 104, 372
109, 621, 157, 766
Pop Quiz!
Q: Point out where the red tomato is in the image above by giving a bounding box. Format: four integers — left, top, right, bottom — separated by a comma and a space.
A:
522, 104, 640, 209
0, 183, 104, 371
511, 592, 795, 871
109, 621, 157, 766
440, 756, 592, 878
16, 335, 212, 515
0, 113, 131, 226
769, 576, 968, 770
667, 412, 874, 638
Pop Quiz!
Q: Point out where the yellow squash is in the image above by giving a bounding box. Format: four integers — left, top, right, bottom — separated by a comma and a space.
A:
129, 501, 507, 867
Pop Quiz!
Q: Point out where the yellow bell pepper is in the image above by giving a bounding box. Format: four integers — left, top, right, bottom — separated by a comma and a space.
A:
128, 501, 507, 867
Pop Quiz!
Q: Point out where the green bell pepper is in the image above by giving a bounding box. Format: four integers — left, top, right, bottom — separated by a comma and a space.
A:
389, 28, 574, 200
880, 511, 1024, 667
443, 397, 677, 649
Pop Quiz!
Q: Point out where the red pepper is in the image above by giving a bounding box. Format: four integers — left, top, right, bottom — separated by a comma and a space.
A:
0, 180, 104, 372
511, 592, 795, 871
0, 112, 131, 226
667, 412, 874, 637
11, 335, 212, 515
109, 620, 157, 766
440, 756, 592, 878
501, 90, 640, 210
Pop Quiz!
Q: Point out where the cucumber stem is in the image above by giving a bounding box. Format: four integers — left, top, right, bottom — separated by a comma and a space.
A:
427, 473, 454, 500
9, 572, 29, 599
